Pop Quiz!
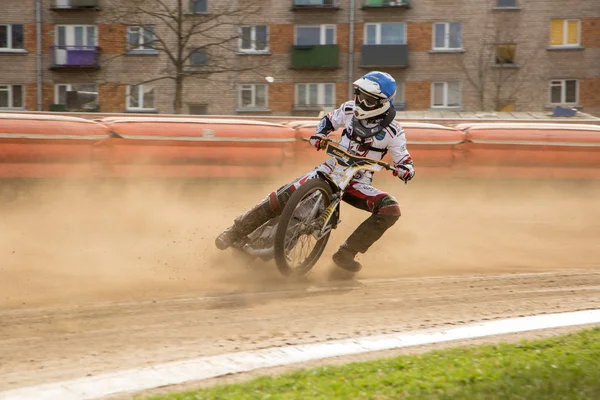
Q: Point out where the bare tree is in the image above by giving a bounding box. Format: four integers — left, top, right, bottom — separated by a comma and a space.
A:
102, 0, 266, 114
456, 9, 544, 111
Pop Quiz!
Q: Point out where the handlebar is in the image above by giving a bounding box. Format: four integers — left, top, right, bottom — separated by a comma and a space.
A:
308, 136, 395, 172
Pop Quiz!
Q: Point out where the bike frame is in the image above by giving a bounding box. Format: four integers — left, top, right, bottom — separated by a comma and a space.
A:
314, 140, 394, 238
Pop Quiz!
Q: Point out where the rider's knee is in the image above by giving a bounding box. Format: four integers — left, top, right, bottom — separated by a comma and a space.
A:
374, 195, 401, 220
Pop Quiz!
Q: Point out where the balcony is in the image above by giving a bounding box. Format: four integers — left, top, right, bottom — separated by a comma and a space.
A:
362, 0, 411, 9
50, 0, 101, 10
50, 46, 101, 70
291, 45, 339, 69
292, 0, 339, 10
360, 44, 408, 67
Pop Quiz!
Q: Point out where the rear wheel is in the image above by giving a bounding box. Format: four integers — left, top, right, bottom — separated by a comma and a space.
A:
274, 178, 333, 276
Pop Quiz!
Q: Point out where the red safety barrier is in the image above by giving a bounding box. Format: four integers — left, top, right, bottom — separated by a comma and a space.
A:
0, 113, 108, 178
461, 123, 600, 168
97, 117, 296, 178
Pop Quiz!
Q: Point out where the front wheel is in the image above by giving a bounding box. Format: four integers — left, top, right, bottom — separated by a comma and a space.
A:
274, 178, 333, 276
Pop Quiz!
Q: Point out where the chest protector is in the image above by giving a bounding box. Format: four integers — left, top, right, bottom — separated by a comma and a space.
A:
343, 107, 396, 155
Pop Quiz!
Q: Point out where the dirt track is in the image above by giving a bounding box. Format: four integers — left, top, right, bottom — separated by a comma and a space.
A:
1, 175, 600, 393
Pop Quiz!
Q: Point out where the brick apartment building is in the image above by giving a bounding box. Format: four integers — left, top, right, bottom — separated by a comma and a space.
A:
0, 0, 599, 116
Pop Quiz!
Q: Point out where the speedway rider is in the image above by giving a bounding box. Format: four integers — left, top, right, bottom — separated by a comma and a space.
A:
215, 71, 415, 275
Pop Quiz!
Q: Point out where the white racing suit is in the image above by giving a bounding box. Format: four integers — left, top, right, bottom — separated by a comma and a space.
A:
222, 101, 414, 258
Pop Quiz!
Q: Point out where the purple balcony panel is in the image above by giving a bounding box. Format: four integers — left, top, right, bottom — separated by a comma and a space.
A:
50, 46, 100, 69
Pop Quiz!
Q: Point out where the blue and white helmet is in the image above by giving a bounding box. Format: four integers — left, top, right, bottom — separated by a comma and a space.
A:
353, 71, 396, 120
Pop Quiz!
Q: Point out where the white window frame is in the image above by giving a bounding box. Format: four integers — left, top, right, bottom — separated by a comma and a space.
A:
431, 81, 461, 108
126, 84, 156, 111
294, 25, 337, 45
55, 25, 98, 47
0, 24, 25, 51
549, 79, 579, 105
550, 19, 581, 47
0, 84, 24, 109
432, 22, 462, 50
238, 84, 268, 109
126, 25, 156, 52
239, 25, 269, 53
295, 83, 336, 108
364, 22, 407, 45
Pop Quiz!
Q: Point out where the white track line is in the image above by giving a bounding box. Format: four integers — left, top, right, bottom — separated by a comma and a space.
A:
2, 309, 600, 400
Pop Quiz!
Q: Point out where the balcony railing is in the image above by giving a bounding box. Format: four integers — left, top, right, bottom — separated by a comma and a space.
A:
291, 45, 339, 69
292, 0, 338, 9
363, 0, 411, 8
360, 44, 408, 67
50, 0, 100, 10
50, 46, 101, 70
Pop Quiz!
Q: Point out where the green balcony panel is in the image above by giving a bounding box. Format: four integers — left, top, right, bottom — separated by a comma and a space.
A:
291, 45, 339, 69
363, 0, 410, 8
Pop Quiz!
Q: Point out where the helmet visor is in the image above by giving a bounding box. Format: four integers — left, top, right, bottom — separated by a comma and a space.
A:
354, 88, 384, 109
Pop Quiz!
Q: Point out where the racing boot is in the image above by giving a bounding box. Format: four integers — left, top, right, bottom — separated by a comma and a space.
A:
215, 195, 279, 250
215, 226, 241, 250
332, 210, 400, 271
332, 245, 362, 273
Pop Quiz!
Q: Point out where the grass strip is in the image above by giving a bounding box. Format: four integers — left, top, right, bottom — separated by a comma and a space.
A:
146, 327, 600, 400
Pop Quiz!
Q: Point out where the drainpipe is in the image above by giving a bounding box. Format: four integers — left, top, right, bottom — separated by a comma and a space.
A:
35, 0, 42, 111
347, 0, 355, 99
232, 0, 239, 113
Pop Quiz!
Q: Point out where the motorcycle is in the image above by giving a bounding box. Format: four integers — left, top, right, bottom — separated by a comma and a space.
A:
230, 138, 395, 277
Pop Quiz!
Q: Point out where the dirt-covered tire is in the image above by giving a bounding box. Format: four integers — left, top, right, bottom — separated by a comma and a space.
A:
274, 178, 333, 277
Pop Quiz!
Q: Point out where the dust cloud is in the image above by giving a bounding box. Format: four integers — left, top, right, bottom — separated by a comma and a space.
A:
1, 171, 599, 310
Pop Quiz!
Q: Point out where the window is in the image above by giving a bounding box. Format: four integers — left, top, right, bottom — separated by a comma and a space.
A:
55, 84, 98, 110
0, 24, 24, 51
550, 19, 580, 47
496, 0, 517, 7
550, 80, 578, 105
240, 25, 268, 52
495, 44, 516, 65
0, 85, 24, 109
365, 23, 406, 45
394, 82, 405, 105
294, 0, 337, 5
189, 104, 208, 115
56, 25, 97, 47
189, 0, 207, 13
295, 83, 335, 108
127, 84, 156, 111
295, 25, 336, 46
431, 81, 460, 108
189, 48, 208, 65
127, 26, 155, 51
239, 84, 267, 109
433, 22, 462, 50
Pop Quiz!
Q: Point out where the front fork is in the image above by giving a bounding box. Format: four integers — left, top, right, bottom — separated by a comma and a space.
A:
313, 193, 342, 240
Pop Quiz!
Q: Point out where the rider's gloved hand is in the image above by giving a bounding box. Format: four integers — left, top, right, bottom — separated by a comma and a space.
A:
393, 163, 415, 182
309, 135, 326, 151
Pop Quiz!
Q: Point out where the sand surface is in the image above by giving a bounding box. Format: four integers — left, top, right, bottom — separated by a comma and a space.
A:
1, 173, 599, 392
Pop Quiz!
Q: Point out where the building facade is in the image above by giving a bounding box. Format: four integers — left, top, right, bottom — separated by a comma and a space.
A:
0, 0, 599, 115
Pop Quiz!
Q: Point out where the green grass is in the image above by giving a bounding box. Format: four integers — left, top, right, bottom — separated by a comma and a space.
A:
146, 327, 600, 400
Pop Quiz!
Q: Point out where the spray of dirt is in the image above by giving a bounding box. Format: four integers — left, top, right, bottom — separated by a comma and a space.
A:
1, 172, 599, 310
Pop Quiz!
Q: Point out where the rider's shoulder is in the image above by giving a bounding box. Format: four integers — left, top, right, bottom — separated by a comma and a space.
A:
341, 101, 354, 114
385, 120, 405, 138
